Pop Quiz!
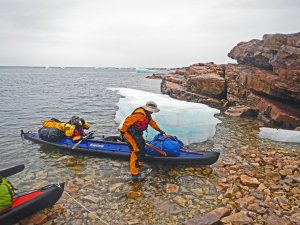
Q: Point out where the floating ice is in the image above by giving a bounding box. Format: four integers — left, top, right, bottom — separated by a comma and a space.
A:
259, 127, 300, 143
136, 67, 157, 74
108, 88, 221, 144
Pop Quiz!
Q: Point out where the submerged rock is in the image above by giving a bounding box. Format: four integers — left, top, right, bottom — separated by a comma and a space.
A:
184, 207, 230, 225
240, 175, 260, 187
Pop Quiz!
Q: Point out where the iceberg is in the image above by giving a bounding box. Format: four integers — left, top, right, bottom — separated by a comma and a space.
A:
259, 127, 300, 143
108, 88, 221, 144
136, 67, 157, 74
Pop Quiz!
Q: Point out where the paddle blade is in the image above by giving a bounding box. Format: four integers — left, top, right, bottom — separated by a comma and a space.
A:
0, 164, 25, 177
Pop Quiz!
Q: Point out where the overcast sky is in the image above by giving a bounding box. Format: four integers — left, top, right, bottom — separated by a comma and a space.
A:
0, 0, 299, 67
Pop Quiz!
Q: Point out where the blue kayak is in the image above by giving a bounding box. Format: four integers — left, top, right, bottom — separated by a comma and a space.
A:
21, 130, 220, 166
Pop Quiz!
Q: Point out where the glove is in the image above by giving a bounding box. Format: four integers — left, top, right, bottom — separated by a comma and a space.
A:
80, 118, 85, 125
159, 129, 165, 135
72, 136, 82, 141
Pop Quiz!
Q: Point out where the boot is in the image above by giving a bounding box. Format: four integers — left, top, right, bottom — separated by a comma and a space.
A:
131, 174, 144, 183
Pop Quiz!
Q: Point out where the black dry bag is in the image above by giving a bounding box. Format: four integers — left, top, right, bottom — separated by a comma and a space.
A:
38, 127, 65, 142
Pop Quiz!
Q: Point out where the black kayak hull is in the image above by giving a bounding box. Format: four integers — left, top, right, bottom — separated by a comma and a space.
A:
22, 131, 220, 166
0, 183, 64, 225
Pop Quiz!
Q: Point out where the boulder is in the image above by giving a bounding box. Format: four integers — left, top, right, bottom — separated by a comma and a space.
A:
228, 32, 300, 71
240, 175, 260, 187
220, 210, 253, 224
184, 207, 231, 225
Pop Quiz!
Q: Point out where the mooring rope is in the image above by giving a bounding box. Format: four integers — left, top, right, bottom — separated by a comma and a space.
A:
55, 184, 109, 225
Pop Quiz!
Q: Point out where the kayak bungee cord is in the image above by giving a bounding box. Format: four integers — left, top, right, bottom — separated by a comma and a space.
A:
54, 184, 109, 225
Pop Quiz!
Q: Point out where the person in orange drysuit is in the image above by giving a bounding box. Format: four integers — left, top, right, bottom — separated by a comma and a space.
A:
119, 101, 165, 181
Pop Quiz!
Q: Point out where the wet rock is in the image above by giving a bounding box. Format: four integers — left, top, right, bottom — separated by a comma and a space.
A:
125, 191, 143, 199
184, 207, 231, 225
83, 195, 99, 204
152, 199, 172, 212
256, 183, 267, 192
290, 187, 300, 195
198, 167, 213, 175
65, 183, 79, 192
265, 172, 281, 182
108, 183, 124, 192
173, 196, 187, 207
279, 169, 293, 177
265, 214, 291, 225
166, 183, 179, 193
191, 188, 204, 196
127, 219, 140, 225
36, 171, 47, 180
240, 175, 260, 187
167, 169, 180, 177
20, 212, 48, 225
290, 212, 300, 224
235, 196, 256, 208
224, 184, 238, 198
221, 210, 253, 224
225, 106, 257, 117
292, 174, 300, 183
57, 155, 78, 167
247, 203, 267, 214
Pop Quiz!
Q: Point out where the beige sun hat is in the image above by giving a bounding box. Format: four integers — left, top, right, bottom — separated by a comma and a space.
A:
142, 101, 160, 113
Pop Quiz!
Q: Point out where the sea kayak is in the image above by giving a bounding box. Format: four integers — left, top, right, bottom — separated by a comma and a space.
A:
0, 180, 64, 225
21, 130, 220, 165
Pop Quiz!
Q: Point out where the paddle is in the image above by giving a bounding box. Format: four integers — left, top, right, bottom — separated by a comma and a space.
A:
72, 131, 95, 150
0, 164, 25, 177
180, 147, 205, 155
145, 143, 167, 156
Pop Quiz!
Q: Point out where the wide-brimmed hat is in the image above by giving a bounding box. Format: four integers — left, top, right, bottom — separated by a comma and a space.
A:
142, 101, 160, 113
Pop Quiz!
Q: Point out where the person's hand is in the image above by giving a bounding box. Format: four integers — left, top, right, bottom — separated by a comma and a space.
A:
80, 118, 85, 125
72, 136, 82, 141
159, 129, 165, 135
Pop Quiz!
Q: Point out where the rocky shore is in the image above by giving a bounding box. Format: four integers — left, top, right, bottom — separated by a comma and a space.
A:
15, 117, 299, 225
185, 147, 300, 225
153, 32, 300, 130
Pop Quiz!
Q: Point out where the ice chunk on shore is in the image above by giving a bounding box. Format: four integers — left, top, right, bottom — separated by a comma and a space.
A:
259, 127, 300, 143
108, 88, 221, 144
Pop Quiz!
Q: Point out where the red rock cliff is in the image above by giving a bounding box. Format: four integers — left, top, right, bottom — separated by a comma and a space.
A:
160, 32, 300, 129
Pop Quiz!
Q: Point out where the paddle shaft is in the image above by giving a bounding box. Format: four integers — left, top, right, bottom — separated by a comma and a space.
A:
146, 143, 167, 156
72, 131, 95, 150
180, 148, 204, 155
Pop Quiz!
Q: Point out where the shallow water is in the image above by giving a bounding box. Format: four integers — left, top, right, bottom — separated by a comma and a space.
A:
0, 67, 299, 224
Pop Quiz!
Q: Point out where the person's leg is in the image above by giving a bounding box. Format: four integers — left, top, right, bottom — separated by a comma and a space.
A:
123, 132, 140, 176
134, 134, 146, 168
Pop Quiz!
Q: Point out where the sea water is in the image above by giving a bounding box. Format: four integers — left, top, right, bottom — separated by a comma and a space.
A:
0, 66, 161, 165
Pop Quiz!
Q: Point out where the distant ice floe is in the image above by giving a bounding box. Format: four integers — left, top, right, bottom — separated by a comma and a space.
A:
135, 67, 157, 74
108, 88, 221, 144
259, 127, 300, 143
